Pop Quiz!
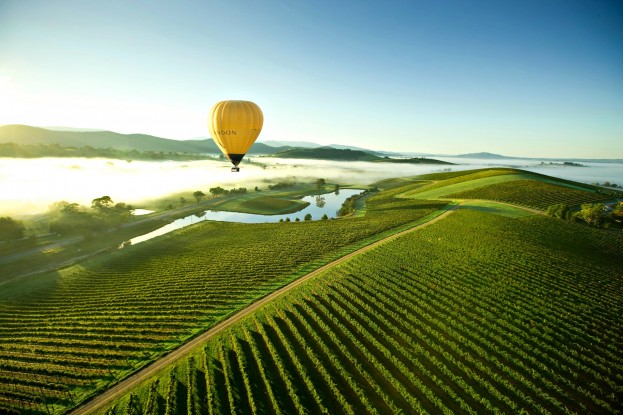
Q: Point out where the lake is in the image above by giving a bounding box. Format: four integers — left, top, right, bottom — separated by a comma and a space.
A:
125, 189, 363, 246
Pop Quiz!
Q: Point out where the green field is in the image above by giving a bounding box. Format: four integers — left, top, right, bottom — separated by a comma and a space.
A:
240, 195, 309, 214
1, 168, 622, 415
100, 209, 623, 415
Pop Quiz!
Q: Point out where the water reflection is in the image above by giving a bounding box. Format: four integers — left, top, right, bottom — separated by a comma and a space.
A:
123, 189, 363, 247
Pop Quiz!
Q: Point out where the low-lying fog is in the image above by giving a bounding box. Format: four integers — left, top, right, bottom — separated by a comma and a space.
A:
2, 157, 622, 216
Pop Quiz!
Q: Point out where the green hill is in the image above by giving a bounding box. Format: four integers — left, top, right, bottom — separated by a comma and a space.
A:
273, 146, 381, 161
273, 146, 451, 164
375, 156, 453, 165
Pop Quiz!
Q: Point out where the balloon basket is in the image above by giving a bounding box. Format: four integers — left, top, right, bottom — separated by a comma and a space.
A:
231, 167, 240, 172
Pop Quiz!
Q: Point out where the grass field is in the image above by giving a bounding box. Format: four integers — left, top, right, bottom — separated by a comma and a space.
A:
98, 209, 623, 414
239, 196, 309, 214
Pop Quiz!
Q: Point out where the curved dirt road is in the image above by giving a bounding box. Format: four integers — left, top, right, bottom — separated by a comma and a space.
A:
70, 205, 458, 415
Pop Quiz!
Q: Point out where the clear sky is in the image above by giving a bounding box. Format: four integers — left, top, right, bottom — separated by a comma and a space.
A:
1, 0, 622, 158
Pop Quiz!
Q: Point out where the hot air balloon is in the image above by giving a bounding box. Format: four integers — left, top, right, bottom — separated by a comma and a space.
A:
208, 100, 263, 172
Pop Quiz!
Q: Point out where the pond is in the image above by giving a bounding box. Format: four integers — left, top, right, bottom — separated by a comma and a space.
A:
124, 189, 364, 246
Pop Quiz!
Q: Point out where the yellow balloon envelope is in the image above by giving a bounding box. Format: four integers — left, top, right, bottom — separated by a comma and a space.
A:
208, 100, 263, 170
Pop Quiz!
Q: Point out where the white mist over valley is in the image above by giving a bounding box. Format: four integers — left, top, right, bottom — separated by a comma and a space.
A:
2, 156, 622, 216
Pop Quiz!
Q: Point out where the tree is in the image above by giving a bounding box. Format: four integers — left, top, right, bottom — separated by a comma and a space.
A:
179, 197, 187, 206
209, 187, 226, 198
575, 203, 606, 227
304, 213, 312, 221
295, 217, 300, 222
0, 217, 25, 241
321, 213, 329, 220
49, 203, 94, 237
91, 196, 114, 211
110, 202, 133, 227
316, 178, 326, 189
546, 203, 570, 220
193, 191, 206, 202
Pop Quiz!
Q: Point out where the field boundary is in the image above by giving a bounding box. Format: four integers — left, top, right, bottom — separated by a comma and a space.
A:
69, 204, 459, 415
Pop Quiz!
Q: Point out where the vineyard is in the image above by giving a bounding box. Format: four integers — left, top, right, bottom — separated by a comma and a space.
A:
100, 209, 623, 415
2, 168, 621, 415
446, 179, 609, 210
0, 181, 447, 415
405, 168, 605, 207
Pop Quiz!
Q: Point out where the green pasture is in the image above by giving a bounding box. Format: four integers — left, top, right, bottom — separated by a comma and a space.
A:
239, 196, 309, 214
209, 189, 312, 214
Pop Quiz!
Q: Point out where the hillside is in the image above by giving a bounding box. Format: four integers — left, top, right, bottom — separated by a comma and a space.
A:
0, 125, 285, 155
273, 146, 381, 161
375, 156, 453, 165
273, 146, 451, 164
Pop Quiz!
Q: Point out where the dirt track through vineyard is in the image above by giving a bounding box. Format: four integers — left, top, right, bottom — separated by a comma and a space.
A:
70, 205, 459, 415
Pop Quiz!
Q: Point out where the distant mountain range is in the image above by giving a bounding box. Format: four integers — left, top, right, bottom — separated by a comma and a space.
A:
1, 125, 621, 163
0, 125, 287, 155
0, 125, 384, 157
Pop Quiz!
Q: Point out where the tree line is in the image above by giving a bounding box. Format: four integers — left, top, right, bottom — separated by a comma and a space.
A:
0, 217, 25, 241
0, 142, 208, 161
49, 196, 134, 237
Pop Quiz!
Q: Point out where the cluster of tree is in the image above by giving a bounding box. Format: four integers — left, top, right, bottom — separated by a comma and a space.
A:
229, 187, 248, 195
337, 195, 357, 217
49, 196, 134, 237
592, 181, 621, 189
203, 186, 248, 199
547, 202, 623, 228
0, 142, 208, 161
0, 217, 25, 241
337, 190, 369, 217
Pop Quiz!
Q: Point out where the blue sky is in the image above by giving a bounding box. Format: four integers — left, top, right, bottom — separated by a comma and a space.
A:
1, 0, 621, 157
